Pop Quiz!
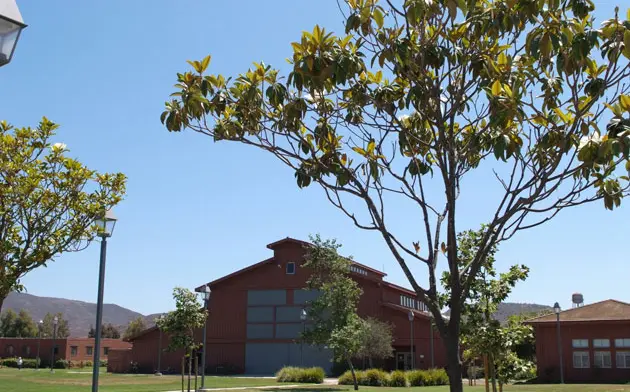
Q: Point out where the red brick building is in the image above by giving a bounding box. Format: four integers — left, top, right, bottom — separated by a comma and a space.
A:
0, 337, 131, 364
128, 237, 446, 374
529, 300, 630, 383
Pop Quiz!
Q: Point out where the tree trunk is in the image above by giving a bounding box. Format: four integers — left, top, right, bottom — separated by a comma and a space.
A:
0, 295, 4, 316
181, 357, 185, 392
489, 355, 497, 392
444, 335, 464, 392
187, 352, 192, 392
347, 358, 359, 391
368, 357, 373, 369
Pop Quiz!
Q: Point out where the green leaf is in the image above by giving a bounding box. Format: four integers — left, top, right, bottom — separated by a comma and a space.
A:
456, 0, 468, 14
352, 147, 367, 156
624, 31, 630, 59
554, 108, 570, 123
200, 55, 211, 73
446, 0, 457, 21
620, 95, 630, 112
491, 80, 502, 96
373, 9, 384, 29
367, 139, 376, 155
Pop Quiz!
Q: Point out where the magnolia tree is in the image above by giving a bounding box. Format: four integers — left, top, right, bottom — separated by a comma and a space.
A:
0, 118, 126, 313
162, 1, 630, 390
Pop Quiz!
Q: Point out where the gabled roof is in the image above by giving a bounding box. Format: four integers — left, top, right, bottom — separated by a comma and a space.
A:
527, 299, 630, 323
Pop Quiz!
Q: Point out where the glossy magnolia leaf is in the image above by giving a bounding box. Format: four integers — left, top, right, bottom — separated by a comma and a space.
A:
620, 95, 630, 112
200, 55, 211, 73
373, 8, 384, 29
352, 146, 367, 156
491, 80, 502, 96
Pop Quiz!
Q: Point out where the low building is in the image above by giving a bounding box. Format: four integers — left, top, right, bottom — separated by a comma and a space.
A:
528, 299, 630, 383
126, 237, 446, 375
0, 337, 131, 364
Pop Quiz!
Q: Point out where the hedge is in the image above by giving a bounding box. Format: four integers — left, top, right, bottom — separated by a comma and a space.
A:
338, 368, 449, 387
276, 367, 325, 384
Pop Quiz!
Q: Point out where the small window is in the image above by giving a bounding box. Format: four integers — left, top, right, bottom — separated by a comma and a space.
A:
572, 339, 589, 348
286, 262, 296, 275
103, 347, 109, 355
593, 339, 610, 348
71, 346, 78, 357
616, 351, 630, 368
86, 346, 93, 356
573, 351, 590, 368
615, 338, 630, 348
594, 351, 612, 368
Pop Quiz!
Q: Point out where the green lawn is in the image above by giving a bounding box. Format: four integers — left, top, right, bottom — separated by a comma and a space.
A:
1, 369, 629, 392
0, 368, 279, 392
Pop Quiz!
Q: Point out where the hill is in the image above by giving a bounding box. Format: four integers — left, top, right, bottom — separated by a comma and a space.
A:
444, 302, 552, 324
2, 292, 159, 337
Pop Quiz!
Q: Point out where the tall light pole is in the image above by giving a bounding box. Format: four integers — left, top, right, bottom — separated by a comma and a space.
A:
92, 209, 117, 392
408, 310, 414, 370
300, 308, 307, 367
0, 0, 26, 67
554, 302, 564, 384
201, 285, 211, 389
156, 315, 164, 376
36, 320, 42, 370
50, 316, 58, 372
429, 317, 434, 368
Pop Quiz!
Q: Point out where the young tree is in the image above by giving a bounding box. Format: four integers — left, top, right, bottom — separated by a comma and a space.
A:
0, 118, 126, 314
356, 317, 394, 368
40, 312, 70, 338
124, 316, 147, 340
162, 2, 630, 390
443, 227, 528, 392
302, 235, 364, 391
12, 309, 39, 338
157, 287, 207, 392
88, 323, 121, 339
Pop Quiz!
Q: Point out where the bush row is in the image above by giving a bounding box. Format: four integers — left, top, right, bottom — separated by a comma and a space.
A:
276, 367, 325, 384
0, 358, 108, 369
338, 368, 449, 387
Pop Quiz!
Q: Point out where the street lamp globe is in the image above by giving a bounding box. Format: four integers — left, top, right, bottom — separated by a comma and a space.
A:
553, 302, 561, 315
300, 308, 307, 321
408, 310, 414, 322
53, 316, 58, 326
95, 209, 117, 238
0, 0, 26, 67
202, 285, 211, 302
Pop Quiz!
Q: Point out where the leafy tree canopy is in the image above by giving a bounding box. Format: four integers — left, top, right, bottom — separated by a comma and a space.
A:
124, 316, 147, 340
0, 118, 126, 314
0, 309, 38, 338
163, 1, 630, 390
40, 312, 70, 339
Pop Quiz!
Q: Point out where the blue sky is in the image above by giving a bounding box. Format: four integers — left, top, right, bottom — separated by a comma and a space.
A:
1, 1, 628, 316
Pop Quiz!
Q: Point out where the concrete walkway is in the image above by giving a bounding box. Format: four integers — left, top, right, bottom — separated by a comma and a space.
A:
164, 385, 300, 392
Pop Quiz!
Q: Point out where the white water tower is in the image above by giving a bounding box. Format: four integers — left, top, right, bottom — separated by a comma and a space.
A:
572, 293, 584, 308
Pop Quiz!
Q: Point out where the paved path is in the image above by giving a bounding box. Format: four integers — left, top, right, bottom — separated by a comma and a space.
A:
165, 385, 300, 392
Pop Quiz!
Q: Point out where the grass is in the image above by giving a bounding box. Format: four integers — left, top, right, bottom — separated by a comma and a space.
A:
1, 369, 629, 392
0, 368, 279, 392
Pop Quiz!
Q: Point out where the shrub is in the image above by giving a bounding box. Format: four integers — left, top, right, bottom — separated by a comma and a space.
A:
100, 360, 108, 368
1, 358, 38, 368
407, 370, 426, 386
364, 369, 388, 386
276, 366, 325, 384
84, 360, 93, 368
54, 359, 69, 369
338, 370, 365, 385
425, 368, 449, 386
388, 370, 408, 387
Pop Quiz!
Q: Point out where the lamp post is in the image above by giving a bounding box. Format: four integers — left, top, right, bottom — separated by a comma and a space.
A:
554, 302, 564, 384
0, 0, 26, 67
300, 308, 307, 367
408, 310, 414, 370
50, 316, 58, 372
92, 209, 117, 392
156, 315, 164, 376
201, 285, 211, 389
36, 320, 42, 370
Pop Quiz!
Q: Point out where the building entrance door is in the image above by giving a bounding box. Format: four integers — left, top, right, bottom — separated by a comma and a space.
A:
396, 352, 412, 370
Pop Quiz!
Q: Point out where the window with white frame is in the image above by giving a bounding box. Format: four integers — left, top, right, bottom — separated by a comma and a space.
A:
615, 338, 630, 348
593, 339, 610, 348
573, 351, 590, 368
286, 262, 296, 275
572, 339, 589, 348
594, 351, 612, 368
616, 351, 630, 368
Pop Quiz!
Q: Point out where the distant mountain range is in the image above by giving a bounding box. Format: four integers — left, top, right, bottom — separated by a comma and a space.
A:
3, 292, 161, 337
3, 292, 550, 338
